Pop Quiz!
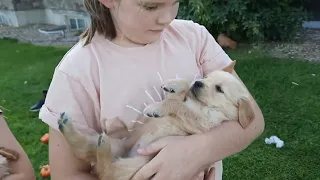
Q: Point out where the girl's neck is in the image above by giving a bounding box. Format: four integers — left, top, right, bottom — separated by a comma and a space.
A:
111, 35, 147, 48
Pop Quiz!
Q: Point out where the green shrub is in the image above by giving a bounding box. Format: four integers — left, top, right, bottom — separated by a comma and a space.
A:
177, 0, 311, 42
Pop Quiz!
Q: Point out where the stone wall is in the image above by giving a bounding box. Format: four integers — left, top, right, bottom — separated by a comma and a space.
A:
43, 0, 86, 12
0, 0, 14, 11
0, 0, 88, 27
1, 0, 85, 12
12, 0, 44, 11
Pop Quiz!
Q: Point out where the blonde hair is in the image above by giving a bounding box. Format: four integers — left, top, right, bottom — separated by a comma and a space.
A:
80, 0, 117, 46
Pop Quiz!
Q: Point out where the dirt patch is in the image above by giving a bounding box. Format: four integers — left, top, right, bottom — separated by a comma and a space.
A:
261, 29, 320, 62
1, 24, 319, 62
0, 24, 81, 47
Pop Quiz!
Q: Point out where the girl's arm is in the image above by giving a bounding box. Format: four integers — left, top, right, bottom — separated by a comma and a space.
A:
39, 68, 101, 180
0, 116, 36, 180
49, 128, 98, 180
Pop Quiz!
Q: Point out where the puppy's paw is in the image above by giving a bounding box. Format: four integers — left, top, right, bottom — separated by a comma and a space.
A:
58, 112, 73, 133
143, 103, 164, 118
161, 79, 189, 94
97, 133, 112, 160
97, 133, 107, 147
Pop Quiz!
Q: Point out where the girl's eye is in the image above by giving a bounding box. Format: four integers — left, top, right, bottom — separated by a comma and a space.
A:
144, 5, 158, 11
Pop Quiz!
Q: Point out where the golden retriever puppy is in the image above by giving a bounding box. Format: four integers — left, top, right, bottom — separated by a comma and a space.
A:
57, 60, 255, 180
0, 147, 20, 179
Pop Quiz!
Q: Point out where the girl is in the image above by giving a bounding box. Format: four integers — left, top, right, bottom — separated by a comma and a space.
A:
39, 0, 265, 179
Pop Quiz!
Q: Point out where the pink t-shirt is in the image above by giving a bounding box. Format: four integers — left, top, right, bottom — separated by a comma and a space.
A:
39, 19, 232, 180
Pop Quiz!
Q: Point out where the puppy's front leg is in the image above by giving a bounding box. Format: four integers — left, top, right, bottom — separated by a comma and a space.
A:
58, 112, 99, 163
143, 78, 190, 118
162, 78, 189, 101
144, 100, 208, 134
143, 99, 184, 118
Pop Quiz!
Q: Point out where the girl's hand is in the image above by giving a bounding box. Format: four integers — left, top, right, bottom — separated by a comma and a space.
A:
131, 135, 208, 180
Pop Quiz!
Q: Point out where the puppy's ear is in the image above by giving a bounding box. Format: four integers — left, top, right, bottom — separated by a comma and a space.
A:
238, 98, 255, 129
222, 60, 236, 74
0, 147, 20, 160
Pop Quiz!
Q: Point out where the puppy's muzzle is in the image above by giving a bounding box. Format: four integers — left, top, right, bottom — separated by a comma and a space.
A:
191, 81, 204, 96
193, 81, 204, 88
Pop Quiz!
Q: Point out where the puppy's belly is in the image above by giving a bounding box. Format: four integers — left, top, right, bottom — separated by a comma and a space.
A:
126, 118, 186, 157
126, 128, 160, 157
125, 120, 160, 158
127, 140, 147, 157
126, 132, 164, 158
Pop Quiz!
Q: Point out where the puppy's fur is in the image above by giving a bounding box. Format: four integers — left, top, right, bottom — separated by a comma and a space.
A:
58, 60, 254, 180
0, 147, 20, 179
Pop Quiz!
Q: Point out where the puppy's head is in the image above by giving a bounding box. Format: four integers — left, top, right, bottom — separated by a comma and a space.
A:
191, 60, 254, 128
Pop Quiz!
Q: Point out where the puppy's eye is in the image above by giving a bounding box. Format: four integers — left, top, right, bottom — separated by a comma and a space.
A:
215, 85, 223, 93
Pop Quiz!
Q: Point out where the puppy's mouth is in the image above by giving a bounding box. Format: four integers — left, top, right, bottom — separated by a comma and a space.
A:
190, 86, 207, 106
191, 87, 198, 98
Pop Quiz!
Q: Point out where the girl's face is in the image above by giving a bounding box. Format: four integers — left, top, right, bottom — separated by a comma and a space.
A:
104, 0, 179, 45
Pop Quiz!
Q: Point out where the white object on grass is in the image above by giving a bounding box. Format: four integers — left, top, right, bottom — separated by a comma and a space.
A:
265, 136, 284, 148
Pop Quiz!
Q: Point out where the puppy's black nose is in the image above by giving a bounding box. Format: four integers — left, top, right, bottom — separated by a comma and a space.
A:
194, 81, 204, 88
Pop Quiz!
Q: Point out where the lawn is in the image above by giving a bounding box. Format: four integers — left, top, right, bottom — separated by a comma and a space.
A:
0, 38, 319, 180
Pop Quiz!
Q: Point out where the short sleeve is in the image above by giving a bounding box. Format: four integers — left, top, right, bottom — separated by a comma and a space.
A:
39, 69, 100, 132
170, 20, 232, 76
196, 23, 232, 76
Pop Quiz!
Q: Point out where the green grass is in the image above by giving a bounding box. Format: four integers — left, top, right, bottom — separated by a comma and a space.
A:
0, 38, 320, 180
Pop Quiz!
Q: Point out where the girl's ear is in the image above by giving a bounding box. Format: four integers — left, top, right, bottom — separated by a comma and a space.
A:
98, 0, 115, 8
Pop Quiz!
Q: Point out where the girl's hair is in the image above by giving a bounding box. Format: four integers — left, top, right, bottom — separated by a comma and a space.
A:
80, 0, 117, 46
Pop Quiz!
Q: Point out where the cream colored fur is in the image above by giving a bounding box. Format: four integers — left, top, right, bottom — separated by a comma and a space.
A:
0, 147, 20, 179
0, 155, 9, 179
58, 60, 255, 180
